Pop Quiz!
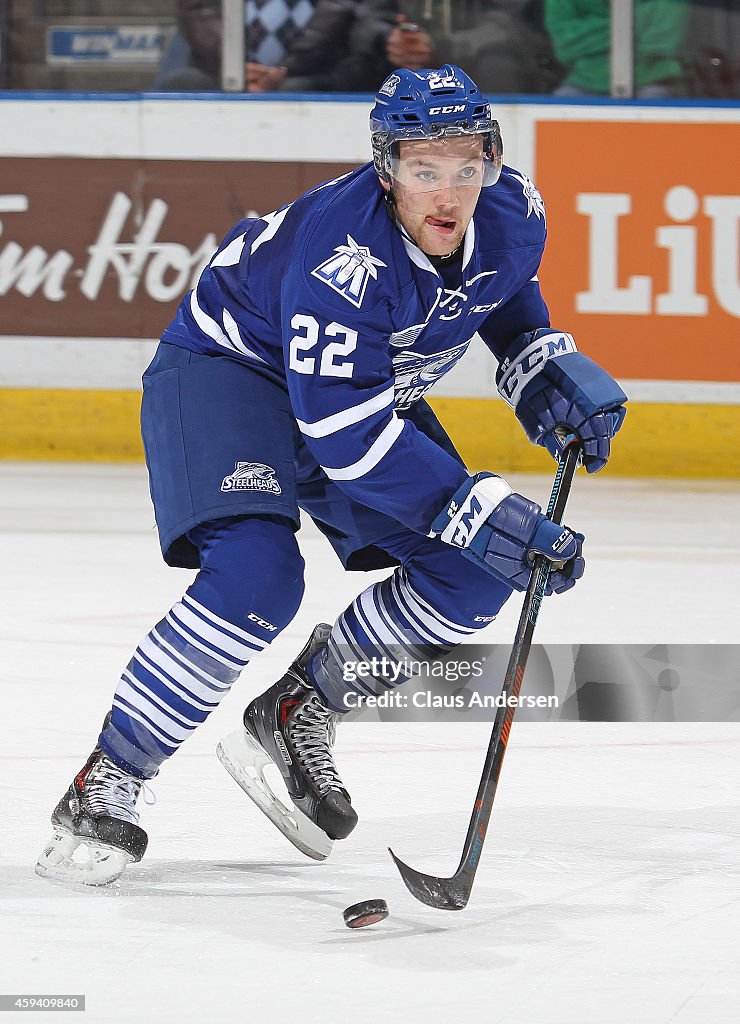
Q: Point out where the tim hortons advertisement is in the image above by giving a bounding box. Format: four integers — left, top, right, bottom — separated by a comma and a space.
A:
536, 121, 740, 383
0, 158, 353, 339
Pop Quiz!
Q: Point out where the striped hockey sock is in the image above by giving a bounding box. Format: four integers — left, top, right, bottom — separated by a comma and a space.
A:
99, 593, 270, 778
308, 567, 478, 713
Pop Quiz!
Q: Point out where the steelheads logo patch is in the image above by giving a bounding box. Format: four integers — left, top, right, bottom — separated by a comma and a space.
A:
221, 462, 282, 494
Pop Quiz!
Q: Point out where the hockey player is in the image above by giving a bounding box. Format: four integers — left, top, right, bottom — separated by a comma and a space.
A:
37, 65, 626, 884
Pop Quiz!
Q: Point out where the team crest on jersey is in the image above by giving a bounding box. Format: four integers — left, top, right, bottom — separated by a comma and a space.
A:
511, 172, 545, 220
220, 462, 282, 494
393, 341, 470, 409
311, 235, 386, 308
379, 73, 400, 97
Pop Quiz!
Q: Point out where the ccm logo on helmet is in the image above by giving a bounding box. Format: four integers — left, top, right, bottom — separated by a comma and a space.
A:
428, 104, 467, 114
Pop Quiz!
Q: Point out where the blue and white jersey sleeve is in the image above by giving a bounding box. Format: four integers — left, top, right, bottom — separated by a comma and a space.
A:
281, 258, 468, 536
478, 274, 551, 361
476, 169, 551, 359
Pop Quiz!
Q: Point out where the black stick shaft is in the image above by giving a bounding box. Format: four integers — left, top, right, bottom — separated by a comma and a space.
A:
389, 438, 582, 909
455, 437, 582, 885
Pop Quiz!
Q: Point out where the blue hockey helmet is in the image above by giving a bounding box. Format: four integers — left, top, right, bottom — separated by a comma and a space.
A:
370, 65, 503, 191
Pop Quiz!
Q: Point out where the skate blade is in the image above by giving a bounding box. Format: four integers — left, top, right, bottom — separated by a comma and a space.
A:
35, 827, 134, 886
217, 728, 334, 862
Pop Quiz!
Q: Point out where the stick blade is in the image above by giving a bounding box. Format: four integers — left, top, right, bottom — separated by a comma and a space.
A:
388, 848, 469, 911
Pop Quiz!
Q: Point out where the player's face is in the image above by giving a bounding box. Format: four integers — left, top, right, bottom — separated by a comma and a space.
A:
387, 136, 485, 256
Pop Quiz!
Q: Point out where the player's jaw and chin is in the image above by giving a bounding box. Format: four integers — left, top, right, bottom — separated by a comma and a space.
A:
392, 185, 477, 257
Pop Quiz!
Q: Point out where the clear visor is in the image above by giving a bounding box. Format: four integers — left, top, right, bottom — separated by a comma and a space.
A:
388, 135, 500, 195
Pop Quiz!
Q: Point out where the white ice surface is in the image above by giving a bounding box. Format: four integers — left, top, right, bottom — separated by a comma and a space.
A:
1, 464, 739, 1023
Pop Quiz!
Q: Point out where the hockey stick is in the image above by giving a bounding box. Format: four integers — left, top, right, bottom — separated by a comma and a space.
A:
389, 435, 583, 910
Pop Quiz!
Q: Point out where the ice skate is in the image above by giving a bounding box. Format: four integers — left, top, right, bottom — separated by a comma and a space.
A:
36, 744, 150, 886
217, 623, 358, 861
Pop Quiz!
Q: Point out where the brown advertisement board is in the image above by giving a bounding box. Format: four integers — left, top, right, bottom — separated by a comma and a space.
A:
0, 158, 355, 338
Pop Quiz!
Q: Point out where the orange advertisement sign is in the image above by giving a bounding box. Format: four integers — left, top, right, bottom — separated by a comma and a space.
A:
536, 121, 739, 382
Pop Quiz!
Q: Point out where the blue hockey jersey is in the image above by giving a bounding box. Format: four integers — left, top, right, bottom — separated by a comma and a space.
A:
160, 162, 551, 536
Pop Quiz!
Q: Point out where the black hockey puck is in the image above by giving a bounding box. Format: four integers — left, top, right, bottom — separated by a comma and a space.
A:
343, 899, 389, 929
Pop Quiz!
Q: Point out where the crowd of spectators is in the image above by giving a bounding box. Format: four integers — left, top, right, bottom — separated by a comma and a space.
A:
154, 0, 738, 99
1, 0, 738, 98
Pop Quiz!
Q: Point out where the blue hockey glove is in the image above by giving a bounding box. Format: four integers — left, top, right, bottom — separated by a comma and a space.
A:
496, 330, 627, 473
430, 473, 585, 594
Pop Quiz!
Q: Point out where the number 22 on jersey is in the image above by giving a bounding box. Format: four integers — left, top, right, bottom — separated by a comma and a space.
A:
289, 314, 357, 378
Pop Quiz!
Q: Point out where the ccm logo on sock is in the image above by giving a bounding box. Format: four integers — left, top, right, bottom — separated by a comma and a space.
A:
248, 613, 278, 632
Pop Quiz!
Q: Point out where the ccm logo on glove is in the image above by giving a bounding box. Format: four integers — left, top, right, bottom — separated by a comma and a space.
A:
496, 328, 628, 474
552, 529, 574, 556
498, 332, 577, 408
450, 496, 483, 547
431, 473, 585, 594
437, 475, 513, 548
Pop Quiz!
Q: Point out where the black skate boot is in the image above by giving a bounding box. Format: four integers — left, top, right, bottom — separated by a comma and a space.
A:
36, 743, 150, 886
217, 623, 357, 861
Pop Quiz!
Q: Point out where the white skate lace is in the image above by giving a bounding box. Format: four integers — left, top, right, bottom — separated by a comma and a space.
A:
287, 692, 344, 797
83, 756, 156, 825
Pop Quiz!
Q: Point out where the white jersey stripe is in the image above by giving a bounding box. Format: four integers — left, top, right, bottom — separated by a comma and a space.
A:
210, 232, 247, 268
322, 417, 405, 482
190, 288, 267, 366
190, 288, 232, 347
222, 309, 268, 364
296, 384, 395, 438
250, 207, 290, 255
